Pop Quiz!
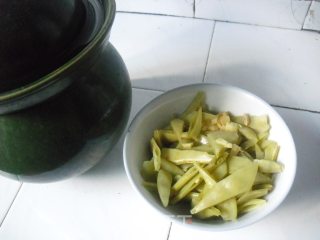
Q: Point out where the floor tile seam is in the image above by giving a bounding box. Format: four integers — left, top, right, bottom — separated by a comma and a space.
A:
116, 11, 315, 32
0, 182, 23, 228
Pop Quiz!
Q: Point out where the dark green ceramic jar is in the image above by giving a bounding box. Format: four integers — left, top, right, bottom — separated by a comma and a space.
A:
0, 0, 131, 182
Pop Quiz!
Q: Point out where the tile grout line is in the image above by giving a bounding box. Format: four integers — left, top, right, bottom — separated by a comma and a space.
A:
166, 222, 173, 240
116, 10, 315, 32
132, 86, 165, 93
116, 10, 202, 21
271, 104, 320, 114
202, 22, 216, 83
213, 19, 306, 31
301, 0, 313, 30
193, 0, 196, 18
0, 182, 23, 228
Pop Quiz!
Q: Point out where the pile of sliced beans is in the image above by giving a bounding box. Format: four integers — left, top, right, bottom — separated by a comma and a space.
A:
141, 92, 283, 221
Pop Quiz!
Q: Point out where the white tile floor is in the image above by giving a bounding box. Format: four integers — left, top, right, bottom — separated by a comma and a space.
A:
110, 13, 214, 91
204, 21, 320, 112
0, 177, 21, 224
1, 2, 320, 239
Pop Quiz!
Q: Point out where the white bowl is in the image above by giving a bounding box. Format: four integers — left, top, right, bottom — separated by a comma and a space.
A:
123, 83, 296, 231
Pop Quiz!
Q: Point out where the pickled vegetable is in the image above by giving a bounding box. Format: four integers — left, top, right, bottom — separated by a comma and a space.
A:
238, 199, 266, 214
217, 198, 237, 221
142, 181, 158, 192
264, 142, 280, 161
171, 119, 184, 144
157, 169, 172, 207
162, 148, 214, 165
188, 107, 202, 140
190, 163, 258, 214
141, 91, 283, 222
181, 92, 205, 119
151, 138, 161, 171
161, 158, 184, 176
254, 159, 284, 173
249, 115, 270, 133
237, 189, 269, 205
212, 161, 228, 180
193, 163, 216, 187
172, 166, 198, 192
141, 159, 157, 181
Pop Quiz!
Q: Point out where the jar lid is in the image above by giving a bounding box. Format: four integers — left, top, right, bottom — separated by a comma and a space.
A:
0, 0, 86, 93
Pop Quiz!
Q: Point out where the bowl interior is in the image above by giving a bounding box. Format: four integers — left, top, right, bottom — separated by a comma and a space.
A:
124, 84, 296, 231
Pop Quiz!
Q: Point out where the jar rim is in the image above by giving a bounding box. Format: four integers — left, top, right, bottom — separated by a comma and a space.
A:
0, 0, 116, 102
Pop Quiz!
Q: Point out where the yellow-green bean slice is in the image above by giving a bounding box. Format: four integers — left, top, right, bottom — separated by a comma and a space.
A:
171, 174, 203, 204
188, 107, 202, 140
172, 162, 217, 203
239, 126, 258, 143
157, 169, 172, 207
142, 181, 157, 192
212, 161, 228, 181
195, 207, 221, 219
195, 182, 205, 193
238, 199, 266, 213
179, 163, 193, 172
193, 163, 216, 187
181, 92, 205, 119
232, 114, 250, 126
192, 144, 213, 154
241, 140, 256, 150
249, 115, 270, 133
260, 140, 277, 150
171, 119, 184, 143
151, 138, 161, 171
237, 189, 269, 205
162, 148, 214, 165
254, 172, 272, 185
216, 138, 233, 148
217, 198, 237, 221
207, 130, 240, 144
153, 130, 163, 148
185, 192, 200, 201
228, 156, 252, 174
141, 160, 156, 181
258, 131, 269, 141
172, 166, 198, 192
161, 158, 184, 176
229, 144, 241, 158
253, 183, 273, 191
159, 130, 190, 143
217, 112, 231, 129
223, 122, 240, 132
190, 193, 221, 219
255, 144, 264, 159
191, 163, 258, 214
239, 150, 253, 159
254, 159, 283, 173
264, 142, 280, 161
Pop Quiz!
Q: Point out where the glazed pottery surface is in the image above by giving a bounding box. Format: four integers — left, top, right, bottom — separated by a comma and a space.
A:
0, 0, 131, 182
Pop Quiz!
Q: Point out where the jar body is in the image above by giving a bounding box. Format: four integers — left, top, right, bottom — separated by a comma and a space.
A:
0, 43, 131, 182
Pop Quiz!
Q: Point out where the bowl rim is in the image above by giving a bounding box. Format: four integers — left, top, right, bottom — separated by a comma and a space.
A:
123, 83, 297, 231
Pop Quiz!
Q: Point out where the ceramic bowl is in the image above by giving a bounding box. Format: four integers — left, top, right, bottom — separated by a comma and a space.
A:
123, 83, 296, 231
